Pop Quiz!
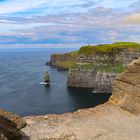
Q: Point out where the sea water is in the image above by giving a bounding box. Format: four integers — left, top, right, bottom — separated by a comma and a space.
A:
0, 48, 111, 116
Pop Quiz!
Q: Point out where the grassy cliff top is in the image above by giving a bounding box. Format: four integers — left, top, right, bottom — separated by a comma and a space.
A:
79, 42, 140, 54
51, 50, 79, 57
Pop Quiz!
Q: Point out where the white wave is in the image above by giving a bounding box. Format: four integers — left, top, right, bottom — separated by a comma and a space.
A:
39, 82, 49, 85
39, 81, 65, 87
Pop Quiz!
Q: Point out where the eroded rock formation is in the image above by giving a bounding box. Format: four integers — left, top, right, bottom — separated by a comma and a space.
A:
110, 58, 140, 114
0, 109, 26, 140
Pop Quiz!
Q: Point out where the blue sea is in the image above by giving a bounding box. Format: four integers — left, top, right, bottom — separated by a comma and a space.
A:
0, 48, 111, 116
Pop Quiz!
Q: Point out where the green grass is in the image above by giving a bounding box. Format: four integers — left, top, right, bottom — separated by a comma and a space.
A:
98, 64, 126, 73
71, 63, 126, 73
58, 61, 77, 69
77, 63, 95, 69
72, 63, 95, 70
78, 42, 140, 54
52, 51, 78, 57
52, 51, 79, 63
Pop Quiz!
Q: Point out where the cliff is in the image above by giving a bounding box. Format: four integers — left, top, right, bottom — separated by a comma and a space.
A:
49, 42, 140, 68
48, 42, 140, 90
110, 58, 140, 114
49, 51, 78, 70
67, 68, 116, 93
20, 58, 140, 140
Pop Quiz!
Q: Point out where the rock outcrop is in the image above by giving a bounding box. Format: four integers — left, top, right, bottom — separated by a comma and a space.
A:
44, 71, 50, 83
21, 58, 140, 140
0, 109, 26, 140
49, 53, 76, 67
110, 58, 140, 114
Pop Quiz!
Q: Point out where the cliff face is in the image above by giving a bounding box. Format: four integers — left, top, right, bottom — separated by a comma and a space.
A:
49, 54, 67, 66
67, 68, 116, 93
21, 58, 140, 140
94, 72, 116, 93
77, 48, 140, 65
67, 69, 97, 88
49, 48, 140, 68
110, 58, 140, 114
48, 43, 140, 90
66, 48, 140, 90
49, 53, 76, 67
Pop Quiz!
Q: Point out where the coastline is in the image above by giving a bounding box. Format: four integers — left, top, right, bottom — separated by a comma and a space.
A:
0, 43, 140, 139
21, 58, 140, 139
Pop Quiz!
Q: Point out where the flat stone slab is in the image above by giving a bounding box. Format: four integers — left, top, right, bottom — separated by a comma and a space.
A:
21, 103, 140, 140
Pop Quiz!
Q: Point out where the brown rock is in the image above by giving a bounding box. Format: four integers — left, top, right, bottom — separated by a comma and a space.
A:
110, 58, 140, 114
22, 104, 140, 140
0, 133, 8, 140
0, 109, 26, 140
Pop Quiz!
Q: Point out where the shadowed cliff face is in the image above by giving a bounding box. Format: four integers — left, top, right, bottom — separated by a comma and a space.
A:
21, 58, 140, 140
110, 58, 140, 114
0, 109, 26, 140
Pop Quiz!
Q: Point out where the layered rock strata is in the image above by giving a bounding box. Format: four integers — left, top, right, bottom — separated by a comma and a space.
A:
0, 109, 26, 140
48, 44, 140, 90
67, 68, 117, 93
49, 48, 140, 67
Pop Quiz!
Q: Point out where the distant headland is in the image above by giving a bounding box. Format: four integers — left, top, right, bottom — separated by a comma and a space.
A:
47, 42, 140, 93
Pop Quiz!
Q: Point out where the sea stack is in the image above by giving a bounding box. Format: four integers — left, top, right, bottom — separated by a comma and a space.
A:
44, 71, 50, 84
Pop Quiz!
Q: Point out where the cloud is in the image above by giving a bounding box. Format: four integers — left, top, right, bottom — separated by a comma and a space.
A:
93, 7, 112, 14
95, 0, 138, 9
124, 13, 140, 24
0, 0, 140, 47
0, 0, 95, 16
0, 0, 47, 14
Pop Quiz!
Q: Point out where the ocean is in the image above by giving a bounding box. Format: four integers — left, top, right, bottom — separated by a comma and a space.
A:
0, 48, 111, 116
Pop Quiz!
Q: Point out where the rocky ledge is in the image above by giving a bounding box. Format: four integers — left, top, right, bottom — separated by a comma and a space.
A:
110, 58, 140, 114
0, 109, 26, 140
20, 58, 140, 140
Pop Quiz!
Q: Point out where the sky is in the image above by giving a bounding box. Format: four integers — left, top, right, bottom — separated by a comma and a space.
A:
0, 0, 140, 48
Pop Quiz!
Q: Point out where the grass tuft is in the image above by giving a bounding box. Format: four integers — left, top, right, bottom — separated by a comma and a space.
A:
79, 42, 140, 54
